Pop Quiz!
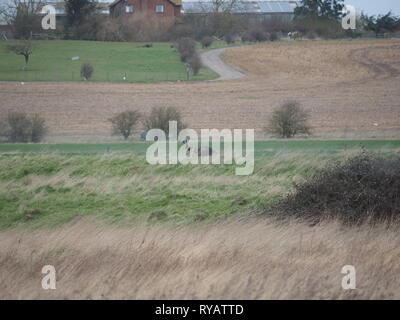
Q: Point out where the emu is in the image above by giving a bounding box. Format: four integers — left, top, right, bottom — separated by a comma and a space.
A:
183, 137, 213, 157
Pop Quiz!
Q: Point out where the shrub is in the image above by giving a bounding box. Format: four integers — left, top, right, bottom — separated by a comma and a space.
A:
81, 62, 94, 80
224, 34, 235, 44
270, 153, 400, 225
250, 28, 269, 42
143, 107, 186, 137
294, 16, 344, 39
306, 30, 317, 40
241, 32, 253, 42
109, 111, 141, 139
30, 114, 48, 143
176, 37, 196, 62
4, 112, 31, 142
267, 101, 311, 138
92, 17, 124, 42
119, 13, 174, 42
1, 112, 47, 143
262, 17, 293, 33
269, 32, 279, 42
187, 52, 202, 76
201, 36, 213, 48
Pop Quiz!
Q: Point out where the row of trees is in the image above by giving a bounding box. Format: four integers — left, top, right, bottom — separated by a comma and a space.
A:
2, 0, 400, 42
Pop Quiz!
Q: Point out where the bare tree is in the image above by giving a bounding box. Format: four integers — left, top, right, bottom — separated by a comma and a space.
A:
197, 0, 240, 37
109, 111, 142, 140
143, 107, 186, 137
7, 40, 33, 70
212, 0, 238, 13
267, 101, 311, 138
1, 111, 47, 143
0, 0, 44, 39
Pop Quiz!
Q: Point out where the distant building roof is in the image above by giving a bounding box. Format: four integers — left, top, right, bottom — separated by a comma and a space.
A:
182, 0, 297, 14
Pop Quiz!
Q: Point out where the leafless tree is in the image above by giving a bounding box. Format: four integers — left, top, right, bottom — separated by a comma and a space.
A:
7, 40, 33, 70
109, 111, 142, 140
197, 0, 241, 37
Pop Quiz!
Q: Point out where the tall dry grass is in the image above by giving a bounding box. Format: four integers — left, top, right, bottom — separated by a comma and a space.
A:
1, 217, 400, 299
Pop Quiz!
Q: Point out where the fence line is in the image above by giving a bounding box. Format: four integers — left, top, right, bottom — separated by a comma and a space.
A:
0, 70, 193, 83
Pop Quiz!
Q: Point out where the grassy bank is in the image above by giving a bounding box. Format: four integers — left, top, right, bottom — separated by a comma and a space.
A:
0, 139, 399, 229
0, 40, 216, 83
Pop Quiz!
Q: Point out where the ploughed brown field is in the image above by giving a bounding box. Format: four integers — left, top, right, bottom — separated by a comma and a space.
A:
1, 39, 399, 140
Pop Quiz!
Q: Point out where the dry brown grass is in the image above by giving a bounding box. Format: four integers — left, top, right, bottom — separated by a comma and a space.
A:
0, 39, 399, 140
1, 217, 400, 299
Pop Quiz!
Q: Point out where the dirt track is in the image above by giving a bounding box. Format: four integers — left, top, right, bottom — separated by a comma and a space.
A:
201, 48, 245, 81
0, 39, 399, 140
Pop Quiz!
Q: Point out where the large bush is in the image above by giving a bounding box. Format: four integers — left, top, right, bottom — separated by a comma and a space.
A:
66, 12, 174, 42
224, 34, 235, 44
120, 13, 174, 42
1, 112, 47, 143
267, 101, 311, 138
187, 52, 202, 76
294, 16, 345, 39
201, 36, 213, 48
143, 107, 186, 136
270, 153, 400, 225
30, 114, 48, 143
175, 37, 202, 76
81, 62, 94, 80
109, 110, 141, 139
175, 37, 196, 62
250, 28, 269, 42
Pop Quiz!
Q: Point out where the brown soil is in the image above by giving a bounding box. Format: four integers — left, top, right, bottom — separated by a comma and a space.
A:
0, 39, 399, 140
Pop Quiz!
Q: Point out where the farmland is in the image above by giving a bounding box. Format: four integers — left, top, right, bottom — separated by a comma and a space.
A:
1, 39, 399, 139
0, 40, 216, 82
1, 38, 400, 300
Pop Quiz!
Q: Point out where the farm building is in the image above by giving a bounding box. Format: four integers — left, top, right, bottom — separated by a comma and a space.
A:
42, 0, 112, 15
109, 0, 182, 18
108, 0, 299, 20
182, 0, 299, 20
0, 0, 299, 27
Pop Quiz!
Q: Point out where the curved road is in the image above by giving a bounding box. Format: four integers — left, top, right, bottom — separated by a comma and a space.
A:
200, 48, 246, 81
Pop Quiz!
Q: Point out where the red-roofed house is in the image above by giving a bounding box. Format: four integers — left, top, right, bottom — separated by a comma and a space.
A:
109, 0, 181, 18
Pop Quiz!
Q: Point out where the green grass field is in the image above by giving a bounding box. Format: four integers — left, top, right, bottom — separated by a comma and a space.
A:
0, 40, 217, 82
0, 140, 399, 156
0, 140, 399, 229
